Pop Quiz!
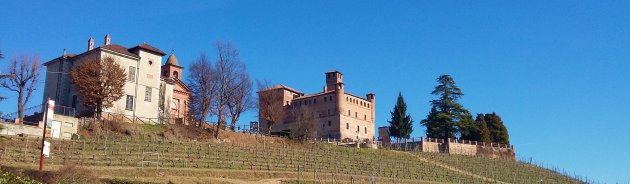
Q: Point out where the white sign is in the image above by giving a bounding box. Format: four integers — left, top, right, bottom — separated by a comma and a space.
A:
43, 141, 51, 158
51, 121, 61, 139
46, 100, 55, 124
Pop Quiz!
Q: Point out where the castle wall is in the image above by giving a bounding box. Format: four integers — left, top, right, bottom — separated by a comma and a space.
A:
421, 140, 441, 153
448, 141, 477, 156
339, 94, 374, 141
410, 137, 516, 160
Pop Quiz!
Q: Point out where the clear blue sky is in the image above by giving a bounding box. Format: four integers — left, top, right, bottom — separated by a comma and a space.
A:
1, 1, 629, 182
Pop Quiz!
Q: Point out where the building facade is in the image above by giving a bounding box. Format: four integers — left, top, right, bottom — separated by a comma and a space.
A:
258, 71, 375, 142
42, 35, 190, 124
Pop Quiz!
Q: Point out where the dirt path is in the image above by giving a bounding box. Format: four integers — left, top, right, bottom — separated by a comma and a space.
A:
403, 152, 509, 184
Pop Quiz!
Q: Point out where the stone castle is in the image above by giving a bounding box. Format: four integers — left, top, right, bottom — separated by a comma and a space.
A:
258, 71, 375, 142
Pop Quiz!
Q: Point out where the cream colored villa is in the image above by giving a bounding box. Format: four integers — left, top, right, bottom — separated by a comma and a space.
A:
258, 71, 375, 142
42, 35, 191, 124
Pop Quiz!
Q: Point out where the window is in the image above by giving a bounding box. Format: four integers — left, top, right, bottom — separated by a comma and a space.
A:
314, 99, 317, 104
348, 110, 351, 116
63, 122, 73, 127
365, 127, 367, 134
328, 121, 331, 126
128, 66, 136, 82
364, 114, 367, 120
163, 71, 169, 77
144, 86, 152, 102
125, 95, 134, 110
329, 96, 332, 101
174, 98, 180, 110
355, 112, 357, 118
368, 104, 370, 108
323, 123, 325, 128
346, 123, 349, 130
357, 126, 359, 132
148, 60, 153, 65
173, 71, 179, 78
327, 109, 330, 115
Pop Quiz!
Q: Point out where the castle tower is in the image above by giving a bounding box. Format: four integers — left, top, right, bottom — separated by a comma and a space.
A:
325, 70, 343, 92
104, 34, 111, 45
88, 37, 94, 51
367, 93, 376, 123
161, 51, 183, 80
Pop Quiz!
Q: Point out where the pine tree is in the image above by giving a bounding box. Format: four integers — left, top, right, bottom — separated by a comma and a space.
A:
388, 92, 413, 143
421, 74, 470, 140
484, 113, 509, 144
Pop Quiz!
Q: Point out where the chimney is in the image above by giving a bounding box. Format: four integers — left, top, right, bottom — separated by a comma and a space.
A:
104, 34, 111, 45
88, 37, 94, 51
63, 48, 67, 56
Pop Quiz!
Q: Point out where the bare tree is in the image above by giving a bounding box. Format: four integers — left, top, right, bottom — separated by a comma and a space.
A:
213, 40, 248, 138
227, 72, 254, 131
69, 56, 126, 119
289, 106, 317, 141
0, 49, 14, 102
256, 79, 285, 135
1, 55, 41, 123
187, 54, 217, 127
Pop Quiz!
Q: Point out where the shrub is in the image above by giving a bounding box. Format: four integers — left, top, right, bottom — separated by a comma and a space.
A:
52, 164, 100, 184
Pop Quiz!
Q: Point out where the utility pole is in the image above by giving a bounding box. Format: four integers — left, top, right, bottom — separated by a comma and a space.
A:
39, 98, 53, 171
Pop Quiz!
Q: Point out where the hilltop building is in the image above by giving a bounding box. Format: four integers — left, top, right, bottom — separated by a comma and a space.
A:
258, 71, 375, 142
41, 35, 191, 124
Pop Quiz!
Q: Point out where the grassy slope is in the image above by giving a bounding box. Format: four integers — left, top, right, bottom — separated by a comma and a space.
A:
0, 124, 578, 184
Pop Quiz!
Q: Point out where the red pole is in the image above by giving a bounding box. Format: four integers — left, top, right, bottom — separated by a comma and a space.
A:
39, 98, 50, 172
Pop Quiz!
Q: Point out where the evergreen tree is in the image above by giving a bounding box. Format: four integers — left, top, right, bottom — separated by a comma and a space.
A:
388, 92, 413, 143
421, 75, 470, 139
475, 114, 492, 143
459, 112, 479, 141
484, 113, 509, 144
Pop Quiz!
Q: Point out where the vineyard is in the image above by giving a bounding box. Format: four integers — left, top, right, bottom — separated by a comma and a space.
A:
0, 133, 580, 184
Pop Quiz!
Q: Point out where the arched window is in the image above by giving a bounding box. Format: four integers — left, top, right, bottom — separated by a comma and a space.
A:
173, 71, 179, 78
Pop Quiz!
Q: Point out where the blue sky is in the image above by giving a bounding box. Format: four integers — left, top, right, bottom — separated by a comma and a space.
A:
1, 1, 629, 182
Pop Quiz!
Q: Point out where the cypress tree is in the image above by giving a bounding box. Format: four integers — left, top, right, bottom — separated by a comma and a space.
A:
484, 113, 509, 144
459, 112, 479, 141
475, 114, 492, 143
388, 92, 413, 143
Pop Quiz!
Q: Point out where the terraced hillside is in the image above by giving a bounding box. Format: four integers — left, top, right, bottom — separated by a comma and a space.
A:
0, 135, 578, 184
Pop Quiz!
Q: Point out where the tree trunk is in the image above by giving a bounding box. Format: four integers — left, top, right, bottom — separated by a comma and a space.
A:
229, 115, 238, 131
214, 121, 221, 139
96, 101, 103, 120
17, 86, 24, 123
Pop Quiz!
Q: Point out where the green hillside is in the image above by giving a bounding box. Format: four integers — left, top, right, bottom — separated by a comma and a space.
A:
0, 133, 579, 184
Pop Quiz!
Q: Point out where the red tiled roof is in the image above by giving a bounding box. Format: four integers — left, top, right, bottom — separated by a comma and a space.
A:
42, 54, 77, 66
129, 43, 166, 56
99, 44, 139, 58
260, 84, 303, 94
293, 91, 336, 100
